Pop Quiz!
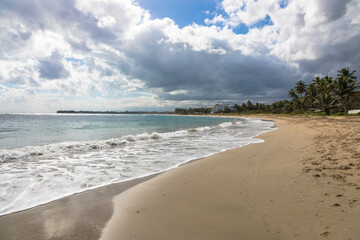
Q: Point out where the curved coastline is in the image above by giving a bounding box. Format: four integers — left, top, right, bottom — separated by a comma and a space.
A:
0, 115, 274, 239
1, 115, 360, 240
99, 115, 360, 240
0, 115, 273, 216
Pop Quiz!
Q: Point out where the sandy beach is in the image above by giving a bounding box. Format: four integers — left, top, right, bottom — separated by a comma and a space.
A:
1, 115, 359, 240
100, 115, 360, 240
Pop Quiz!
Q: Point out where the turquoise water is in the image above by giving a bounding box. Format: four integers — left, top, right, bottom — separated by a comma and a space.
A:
0, 113, 274, 215
0, 114, 234, 149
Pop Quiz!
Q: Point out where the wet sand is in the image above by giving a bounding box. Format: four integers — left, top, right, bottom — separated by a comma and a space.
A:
100, 115, 360, 240
1, 115, 359, 240
0, 175, 155, 240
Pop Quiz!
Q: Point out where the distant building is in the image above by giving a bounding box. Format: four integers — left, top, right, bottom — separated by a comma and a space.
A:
211, 104, 231, 113
348, 109, 360, 114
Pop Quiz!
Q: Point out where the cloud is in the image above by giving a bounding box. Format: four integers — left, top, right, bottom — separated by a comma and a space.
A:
39, 51, 69, 80
0, 0, 359, 112
220, 0, 280, 26
122, 25, 296, 102
269, 0, 360, 77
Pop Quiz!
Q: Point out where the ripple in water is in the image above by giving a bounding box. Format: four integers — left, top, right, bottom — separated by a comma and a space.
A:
0, 116, 274, 215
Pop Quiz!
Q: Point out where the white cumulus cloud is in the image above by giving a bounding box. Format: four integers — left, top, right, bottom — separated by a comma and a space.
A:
0, 0, 359, 112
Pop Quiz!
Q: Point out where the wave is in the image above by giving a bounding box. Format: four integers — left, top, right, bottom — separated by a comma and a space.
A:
0, 118, 275, 215
0, 120, 243, 163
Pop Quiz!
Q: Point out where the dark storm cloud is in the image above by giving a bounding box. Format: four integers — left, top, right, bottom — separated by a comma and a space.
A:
298, 34, 360, 78
140, 51, 295, 101
67, 38, 91, 52
121, 26, 297, 102
318, 0, 351, 22
39, 51, 69, 80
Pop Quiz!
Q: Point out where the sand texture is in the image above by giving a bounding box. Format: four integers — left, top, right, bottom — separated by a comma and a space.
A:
100, 116, 360, 240
0, 116, 359, 240
0, 176, 155, 240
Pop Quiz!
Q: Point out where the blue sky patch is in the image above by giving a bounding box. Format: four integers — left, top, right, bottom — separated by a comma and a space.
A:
137, 0, 219, 27
280, 0, 289, 9
251, 15, 273, 29
232, 23, 249, 35
1, 83, 22, 89
65, 57, 85, 65
137, 0, 273, 34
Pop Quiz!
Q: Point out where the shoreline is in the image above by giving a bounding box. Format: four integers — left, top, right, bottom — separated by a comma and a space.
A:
100, 115, 360, 240
0, 174, 157, 240
0, 115, 273, 240
0, 115, 271, 217
1, 115, 359, 239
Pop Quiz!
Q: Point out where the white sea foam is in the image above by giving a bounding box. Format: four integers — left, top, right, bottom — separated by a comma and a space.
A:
0, 118, 275, 216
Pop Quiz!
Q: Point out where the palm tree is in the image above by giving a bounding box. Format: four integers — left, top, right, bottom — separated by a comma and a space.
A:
313, 76, 333, 93
335, 68, 358, 112
233, 104, 243, 113
293, 81, 306, 111
288, 88, 298, 99
322, 76, 334, 91
247, 100, 254, 110
313, 76, 322, 86
295, 80, 306, 97
335, 75, 358, 112
289, 88, 305, 111
337, 67, 357, 81
241, 103, 247, 112
316, 92, 336, 115
305, 82, 317, 109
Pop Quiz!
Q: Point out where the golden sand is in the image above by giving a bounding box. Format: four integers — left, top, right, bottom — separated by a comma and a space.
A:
100, 116, 360, 240
1, 116, 359, 240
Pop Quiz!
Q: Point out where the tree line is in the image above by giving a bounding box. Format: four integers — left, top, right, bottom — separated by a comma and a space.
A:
287, 67, 359, 115
175, 107, 212, 115
175, 68, 360, 115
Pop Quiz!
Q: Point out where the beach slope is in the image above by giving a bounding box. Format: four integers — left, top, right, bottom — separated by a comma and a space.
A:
100, 116, 360, 240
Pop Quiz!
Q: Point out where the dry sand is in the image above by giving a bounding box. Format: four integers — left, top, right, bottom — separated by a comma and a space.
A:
100, 115, 360, 240
1, 115, 359, 240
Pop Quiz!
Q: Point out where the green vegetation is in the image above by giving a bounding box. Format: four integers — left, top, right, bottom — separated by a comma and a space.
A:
288, 68, 359, 115
175, 68, 360, 116
175, 107, 212, 115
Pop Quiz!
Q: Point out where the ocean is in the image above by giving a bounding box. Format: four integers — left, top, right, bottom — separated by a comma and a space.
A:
0, 113, 274, 216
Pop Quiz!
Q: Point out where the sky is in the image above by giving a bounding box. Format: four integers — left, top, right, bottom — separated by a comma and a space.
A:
0, 0, 359, 113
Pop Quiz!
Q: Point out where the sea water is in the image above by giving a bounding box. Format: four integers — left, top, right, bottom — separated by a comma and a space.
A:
0, 113, 274, 215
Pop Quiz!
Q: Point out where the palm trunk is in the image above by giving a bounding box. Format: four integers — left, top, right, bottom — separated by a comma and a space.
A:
325, 107, 330, 115
342, 97, 348, 113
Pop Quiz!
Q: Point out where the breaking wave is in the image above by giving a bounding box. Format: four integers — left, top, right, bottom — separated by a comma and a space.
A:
0, 118, 274, 215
